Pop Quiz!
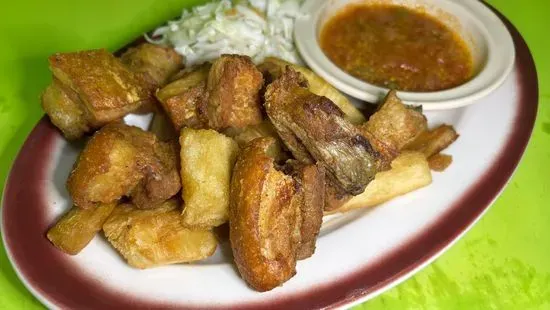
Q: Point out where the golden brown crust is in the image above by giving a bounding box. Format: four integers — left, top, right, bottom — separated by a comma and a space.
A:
428, 153, 453, 172
41, 78, 90, 140
131, 140, 181, 209
206, 54, 264, 130
283, 161, 325, 259
362, 90, 427, 152
119, 43, 184, 87
163, 86, 206, 129
258, 57, 366, 125
156, 64, 210, 131
405, 124, 459, 158
43, 49, 156, 139
49, 49, 154, 123
103, 199, 217, 269
355, 90, 428, 171
67, 123, 181, 209
67, 125, 142, 208
47, 202, 116, 255
229, 137, 300, 291
265, 68, 378, 195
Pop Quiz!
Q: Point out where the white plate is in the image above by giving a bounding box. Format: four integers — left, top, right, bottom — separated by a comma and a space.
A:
1, 5, 537, 309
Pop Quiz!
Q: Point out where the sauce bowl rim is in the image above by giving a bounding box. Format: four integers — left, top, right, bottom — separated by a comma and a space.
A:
294, 0, 516, 109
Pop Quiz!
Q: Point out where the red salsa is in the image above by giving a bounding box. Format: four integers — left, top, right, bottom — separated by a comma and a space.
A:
320, 4, 473, 92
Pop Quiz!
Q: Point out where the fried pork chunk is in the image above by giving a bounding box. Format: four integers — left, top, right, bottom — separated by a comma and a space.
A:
120, 43, 184, 87
359, 90, 427, 166
325, 90, 427, 211
282, 161, 325, 260
42, 49, 155, 139
156, 64, 210, 131
230, 138, 324, 291
156, 55, 264, 132
67, 123, 180, 210
264, 69, 379, 195
206, 55, 264, 130
103, 199, 217, 269
230, 138, 300, 291
258, 57, 366, 125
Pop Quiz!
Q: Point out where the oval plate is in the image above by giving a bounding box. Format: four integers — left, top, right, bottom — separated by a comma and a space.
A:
1, 4, 537, 309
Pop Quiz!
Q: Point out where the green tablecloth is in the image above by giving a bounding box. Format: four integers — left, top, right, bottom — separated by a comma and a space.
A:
1, 1, 548, 309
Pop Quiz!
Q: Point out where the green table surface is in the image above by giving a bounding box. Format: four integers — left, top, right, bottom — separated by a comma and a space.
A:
1, 0, 549, 309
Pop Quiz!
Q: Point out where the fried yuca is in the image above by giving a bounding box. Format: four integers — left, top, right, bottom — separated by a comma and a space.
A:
326, 151, 432, 214
103, 199, 217, 269
47, 202, 116, 255
179, 128, 239, 228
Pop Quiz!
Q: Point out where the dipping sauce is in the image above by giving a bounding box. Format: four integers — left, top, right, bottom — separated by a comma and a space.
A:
320, 4, 473, 92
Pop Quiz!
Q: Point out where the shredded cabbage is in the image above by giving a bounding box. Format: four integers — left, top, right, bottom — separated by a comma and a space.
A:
146, 0, 305, 66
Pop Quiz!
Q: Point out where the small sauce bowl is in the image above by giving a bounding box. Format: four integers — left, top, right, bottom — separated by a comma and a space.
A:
294, 0, 515, 109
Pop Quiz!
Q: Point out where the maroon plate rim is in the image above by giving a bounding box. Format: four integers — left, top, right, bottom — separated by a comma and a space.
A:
1, 3, 538, 309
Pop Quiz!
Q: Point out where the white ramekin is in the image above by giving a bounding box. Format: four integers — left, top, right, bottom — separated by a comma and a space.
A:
294, 0, 515, 110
